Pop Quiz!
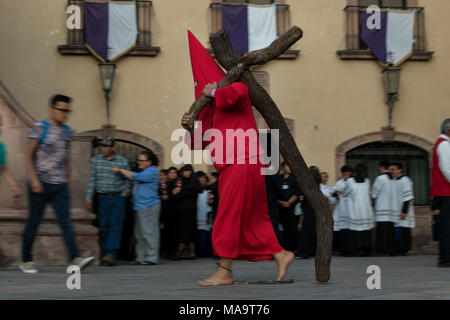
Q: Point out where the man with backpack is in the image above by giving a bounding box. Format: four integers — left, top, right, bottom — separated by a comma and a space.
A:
20, 94, 95, 273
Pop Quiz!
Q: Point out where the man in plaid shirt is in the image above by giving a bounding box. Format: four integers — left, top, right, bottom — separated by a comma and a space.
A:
86, 136, 131, 266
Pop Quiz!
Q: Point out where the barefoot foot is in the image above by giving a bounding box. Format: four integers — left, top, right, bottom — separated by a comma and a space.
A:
275, 250, 294, 281
198, 272, 233, 286
198, 277, 234, 286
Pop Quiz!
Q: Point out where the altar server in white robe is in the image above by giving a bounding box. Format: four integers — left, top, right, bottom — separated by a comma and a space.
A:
390, 162, 415, 255
331, 166, 353, 254
345, 163, 374, 256
372, 161, 396, 256
320, 172, 337, 208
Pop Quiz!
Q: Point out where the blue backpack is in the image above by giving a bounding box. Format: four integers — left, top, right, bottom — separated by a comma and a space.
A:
39, 120, 72, 144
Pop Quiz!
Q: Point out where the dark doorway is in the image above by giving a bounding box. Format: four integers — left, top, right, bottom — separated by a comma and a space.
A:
91, 139, 156, 261
346, 141, 430, 205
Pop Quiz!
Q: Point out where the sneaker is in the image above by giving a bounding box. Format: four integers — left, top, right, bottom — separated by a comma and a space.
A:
19, 262, 38, 274
72, 256, 96, 271
101, 255, 115, 266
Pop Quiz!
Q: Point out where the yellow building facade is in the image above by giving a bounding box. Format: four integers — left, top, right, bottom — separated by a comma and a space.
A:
0, 0, 448, 197
1, 0, 449, 259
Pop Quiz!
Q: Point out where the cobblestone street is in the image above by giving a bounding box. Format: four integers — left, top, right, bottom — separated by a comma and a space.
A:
1, 255, 449, 300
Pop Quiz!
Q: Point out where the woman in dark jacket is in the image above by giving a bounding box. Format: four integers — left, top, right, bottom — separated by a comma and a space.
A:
275, 162, 300, 251
172, 164, 201, 259
297, 166, 322, 259
163, 167, 180, 260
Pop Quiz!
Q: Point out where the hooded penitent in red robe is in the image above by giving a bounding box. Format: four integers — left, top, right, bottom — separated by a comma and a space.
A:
186, 31, 283, 261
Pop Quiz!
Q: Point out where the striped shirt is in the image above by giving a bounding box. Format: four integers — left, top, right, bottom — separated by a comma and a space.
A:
86, 153, 131, 200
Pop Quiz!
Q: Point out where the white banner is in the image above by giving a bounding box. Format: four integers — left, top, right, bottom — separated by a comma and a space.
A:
386, 10, 416, 66
107, 2, 138, 61
248, 4, 277, 52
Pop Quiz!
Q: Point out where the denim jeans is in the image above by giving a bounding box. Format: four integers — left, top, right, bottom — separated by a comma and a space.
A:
22, 183, 79, 262
98, 195, 127, 258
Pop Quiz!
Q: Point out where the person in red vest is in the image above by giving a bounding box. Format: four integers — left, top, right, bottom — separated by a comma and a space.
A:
431, 119, 450, 267
181, 31, 294, 286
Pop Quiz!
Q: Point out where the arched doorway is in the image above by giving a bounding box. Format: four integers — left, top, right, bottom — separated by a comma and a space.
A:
92, 139, 152, 171
336, 131, 433, 205
80, 128, 164, 167
346, 141, 430, 205
78, 128, 164, 261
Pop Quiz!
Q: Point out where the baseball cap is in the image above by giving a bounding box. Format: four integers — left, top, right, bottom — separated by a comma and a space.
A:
98, 136, 115, 147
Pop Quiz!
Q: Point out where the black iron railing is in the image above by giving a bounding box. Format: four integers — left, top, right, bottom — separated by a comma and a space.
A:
210, 2, 290, 36
343, 5, 426, 51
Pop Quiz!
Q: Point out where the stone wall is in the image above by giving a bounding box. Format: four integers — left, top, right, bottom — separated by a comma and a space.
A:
412, 206, 438, 255
0, 209, 99, 265
0, 96, 30, 209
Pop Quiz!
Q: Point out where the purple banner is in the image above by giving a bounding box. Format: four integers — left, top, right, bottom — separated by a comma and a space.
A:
84, 2, 109, 62
222, 4, 248, 56
360, 11, 387, 63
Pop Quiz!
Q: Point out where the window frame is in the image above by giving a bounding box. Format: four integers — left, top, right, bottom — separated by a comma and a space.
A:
209, 0, 299, 59
358, 0, 407, 8
222, 0, 275, 3
58, 0, 160, 59
337, 0, 433, 62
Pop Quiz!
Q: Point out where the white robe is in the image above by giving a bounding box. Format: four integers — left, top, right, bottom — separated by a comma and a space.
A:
332, 179, 352, 231
320, 183, 337, 207
197, 190, 212, 231
347, 178, 374, 231
392, 176, 415, 229
371, 173, 396, 222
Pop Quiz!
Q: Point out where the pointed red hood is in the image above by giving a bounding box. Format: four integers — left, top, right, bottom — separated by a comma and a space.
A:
188, 30, 225, 100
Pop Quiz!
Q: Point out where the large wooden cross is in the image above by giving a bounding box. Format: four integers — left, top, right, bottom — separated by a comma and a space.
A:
184, 27, 333, 282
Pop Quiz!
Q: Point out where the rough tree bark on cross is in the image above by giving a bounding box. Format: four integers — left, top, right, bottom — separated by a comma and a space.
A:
183, 27, 333, 282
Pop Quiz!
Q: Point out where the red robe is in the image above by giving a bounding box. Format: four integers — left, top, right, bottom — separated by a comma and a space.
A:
188, 82, 283, 261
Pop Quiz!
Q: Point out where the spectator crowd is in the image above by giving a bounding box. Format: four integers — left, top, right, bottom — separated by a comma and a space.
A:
1, 94, 449, 273
85, 149, 420, 265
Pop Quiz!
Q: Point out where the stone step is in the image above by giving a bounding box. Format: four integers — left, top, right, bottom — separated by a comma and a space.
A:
0, 208, 100, 265
0, 208, 96, 223
420, 243, 439, 255
0, 223, 98, 236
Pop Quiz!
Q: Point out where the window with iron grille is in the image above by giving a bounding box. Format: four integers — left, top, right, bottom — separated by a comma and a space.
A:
209, 0, 298, 59
337, 0, 433, 61
223, 0, 275, 3
58, 0, 160, 58
359, 0, 406, 8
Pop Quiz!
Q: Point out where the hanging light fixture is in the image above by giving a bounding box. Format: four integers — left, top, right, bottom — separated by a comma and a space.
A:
381, 63, 401, 128
98, 63, 116, 125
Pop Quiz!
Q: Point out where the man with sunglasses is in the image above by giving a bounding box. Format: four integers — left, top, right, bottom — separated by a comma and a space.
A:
20, 94, 95, 273
112, 151, 160, 265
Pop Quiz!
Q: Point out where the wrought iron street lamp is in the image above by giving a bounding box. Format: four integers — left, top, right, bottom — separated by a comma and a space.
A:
381, 64, 401, 128
98, 63, 116, 125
